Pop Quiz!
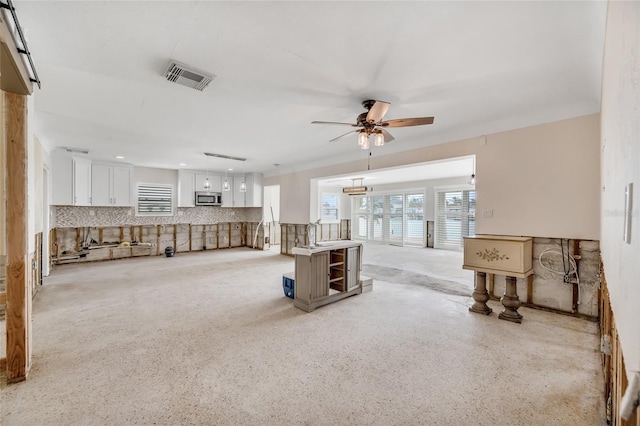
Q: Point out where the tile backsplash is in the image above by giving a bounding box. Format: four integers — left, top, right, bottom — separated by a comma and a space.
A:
53, 206, 262, 227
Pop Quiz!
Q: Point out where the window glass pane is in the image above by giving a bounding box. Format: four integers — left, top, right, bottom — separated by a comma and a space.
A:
321, 194, 338, 221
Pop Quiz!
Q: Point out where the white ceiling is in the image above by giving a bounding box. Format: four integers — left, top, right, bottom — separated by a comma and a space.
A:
17, 1, 607, 176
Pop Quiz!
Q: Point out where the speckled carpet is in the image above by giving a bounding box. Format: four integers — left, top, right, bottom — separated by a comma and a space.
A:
0, 245, 605, 425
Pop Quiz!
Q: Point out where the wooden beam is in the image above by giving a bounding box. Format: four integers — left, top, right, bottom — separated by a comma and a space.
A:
5, 91, 30, 383
0, 291, 6, 305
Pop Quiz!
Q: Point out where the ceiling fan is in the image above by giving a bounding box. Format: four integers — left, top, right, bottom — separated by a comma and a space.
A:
311, 100, 434, 149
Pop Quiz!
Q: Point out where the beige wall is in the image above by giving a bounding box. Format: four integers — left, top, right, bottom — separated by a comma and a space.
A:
600, 0, 640, 372
133, 166, 179, 207
266, 114, 600, 240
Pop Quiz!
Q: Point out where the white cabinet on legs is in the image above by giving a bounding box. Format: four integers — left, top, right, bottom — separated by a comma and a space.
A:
91, 163, 133, 207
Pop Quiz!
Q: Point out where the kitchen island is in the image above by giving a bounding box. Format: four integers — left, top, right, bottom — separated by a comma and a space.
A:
292, 241, 363, 312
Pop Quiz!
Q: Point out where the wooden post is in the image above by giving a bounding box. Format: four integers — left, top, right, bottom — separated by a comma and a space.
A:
75, 227, 81, 251
526, 275, 533, 304
5, 92, 30, 383
572, 239, 580, 313
173, 225, 177, 251
156, 225, 161, 255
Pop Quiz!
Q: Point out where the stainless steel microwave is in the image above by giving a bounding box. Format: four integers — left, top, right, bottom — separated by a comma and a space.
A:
195, 191, 222, 206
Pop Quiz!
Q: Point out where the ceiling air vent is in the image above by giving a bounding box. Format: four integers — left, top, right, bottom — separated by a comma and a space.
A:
164, 60, 215, 91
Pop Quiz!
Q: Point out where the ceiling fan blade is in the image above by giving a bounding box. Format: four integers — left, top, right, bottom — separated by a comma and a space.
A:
366, 100, 390, 123
379, 117, 434, 127
329, 130, 358, 142
311, 121, 359, 127
379, 128, 395, 143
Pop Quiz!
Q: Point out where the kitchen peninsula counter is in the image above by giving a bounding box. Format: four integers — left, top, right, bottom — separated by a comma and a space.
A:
292, 241, 363, 312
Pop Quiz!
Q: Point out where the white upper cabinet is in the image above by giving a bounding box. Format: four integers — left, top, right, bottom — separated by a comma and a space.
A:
73, 157, 92, 206
226, 173, 263, 207
232, 176, 246, 207
51, 151, 92, 206
112, 166, 132, 206
245, 173, 263, 207
178, 170, 196, 207
195, 173, 221, 193
179, 171, 223, 207
221, 176, 234, 207
90, 163, 133, 206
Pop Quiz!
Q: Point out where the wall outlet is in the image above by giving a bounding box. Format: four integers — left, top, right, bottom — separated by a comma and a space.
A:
89, 209, 95, 217
127, 209, 132, 216
178, 210, 184, 217
482, 210, 494, 218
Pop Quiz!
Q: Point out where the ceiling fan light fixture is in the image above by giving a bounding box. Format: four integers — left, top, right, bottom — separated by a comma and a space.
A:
358, 131, 370, 149
374, 131, 384, 147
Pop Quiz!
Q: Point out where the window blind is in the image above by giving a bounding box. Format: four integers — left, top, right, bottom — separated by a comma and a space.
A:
137, 183, 173, 216
435, 189, 475, 251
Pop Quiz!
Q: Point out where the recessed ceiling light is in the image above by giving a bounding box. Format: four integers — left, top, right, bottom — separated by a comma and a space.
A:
179, 163, 186, 166
114, 155, 124, 159
228, 168, 233, 171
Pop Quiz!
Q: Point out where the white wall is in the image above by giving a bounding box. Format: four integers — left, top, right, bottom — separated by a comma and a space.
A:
600, 0, 640, 372
263, 185, 280, 222
266, 114, 600, 241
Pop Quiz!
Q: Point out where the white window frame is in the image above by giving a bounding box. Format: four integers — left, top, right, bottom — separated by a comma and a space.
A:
320, 193, 340, 223
136, 183, 174, 216
434, 184, 476, 251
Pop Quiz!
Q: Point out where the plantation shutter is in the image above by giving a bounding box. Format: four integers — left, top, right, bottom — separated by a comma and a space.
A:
137, 183, 173, 215
435, 190, 475, 251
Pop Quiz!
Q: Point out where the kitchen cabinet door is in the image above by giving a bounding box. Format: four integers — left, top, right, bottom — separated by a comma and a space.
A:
221, 176, 234, 207
233, 176, 246, 207
91, 164, 111, 206
195, 173, 221, 193
112, 166, 132, 206
245, 173, 263, 207
345, 246, 361, 291
178, 171, 196, 207
73, 157, 92, 206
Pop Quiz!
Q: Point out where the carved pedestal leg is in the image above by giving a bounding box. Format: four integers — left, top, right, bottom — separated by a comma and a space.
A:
499, 276, 523, 323
469, 271, 492, 315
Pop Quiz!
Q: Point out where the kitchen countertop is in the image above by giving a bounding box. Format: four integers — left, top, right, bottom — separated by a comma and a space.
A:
291, 240, 362, 256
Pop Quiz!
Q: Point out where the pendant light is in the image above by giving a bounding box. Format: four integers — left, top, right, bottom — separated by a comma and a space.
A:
203, 155, 211, 189
240, 160, 247, 192
469, 155, 476, 185
222, 162, 230, 191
